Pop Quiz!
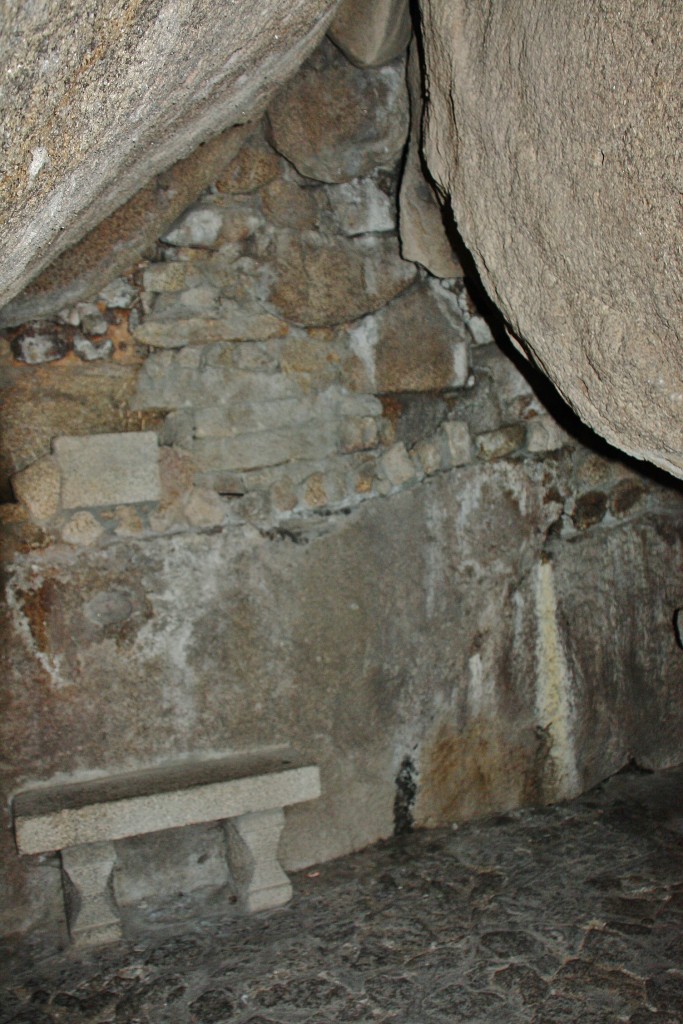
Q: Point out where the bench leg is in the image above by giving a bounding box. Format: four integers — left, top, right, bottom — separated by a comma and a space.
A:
225, 808, 293, 913
61, 841, 122, 946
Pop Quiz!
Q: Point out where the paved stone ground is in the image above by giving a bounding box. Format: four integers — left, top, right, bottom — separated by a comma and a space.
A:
1, 767, 682, 1024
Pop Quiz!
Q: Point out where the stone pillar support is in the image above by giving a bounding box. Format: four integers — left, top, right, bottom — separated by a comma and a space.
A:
60, 841, 121, 946
225, 808, 292, 913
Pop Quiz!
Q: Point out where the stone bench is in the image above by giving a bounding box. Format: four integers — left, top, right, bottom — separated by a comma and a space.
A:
12, 748, 320, 946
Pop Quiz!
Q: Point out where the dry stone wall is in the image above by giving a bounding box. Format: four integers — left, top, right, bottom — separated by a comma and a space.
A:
1, 35, 682, 942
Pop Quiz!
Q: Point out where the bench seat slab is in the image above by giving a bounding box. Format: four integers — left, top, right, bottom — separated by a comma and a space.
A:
12, 749, 321, 947
13, 750, 320, 854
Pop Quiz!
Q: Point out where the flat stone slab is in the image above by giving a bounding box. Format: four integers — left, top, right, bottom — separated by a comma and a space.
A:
13, 748, 321, 854
54, 432, 161, 509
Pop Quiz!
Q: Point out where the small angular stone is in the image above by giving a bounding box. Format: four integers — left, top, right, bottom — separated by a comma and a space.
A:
74, 335, 114, 361
183, 488, 226, 528
477, 424, 526, 461
379, 442, 416, 486
61, 511, 105, 546
76, 303, 108, 335
158, 446, 196, 505
114, 506, 144, 536
441, 420, 472, 467
414, 435, 446, 475
98, 278, 137, 309
161, 206, 223, 248
326, 179, 395, 235
303, 471, 328, 508
340, 417, 379, 453
11, 455, 61, 522
526, 415, 571, 453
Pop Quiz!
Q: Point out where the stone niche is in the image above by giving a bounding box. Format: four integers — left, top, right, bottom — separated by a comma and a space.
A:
1, 20, 682, 944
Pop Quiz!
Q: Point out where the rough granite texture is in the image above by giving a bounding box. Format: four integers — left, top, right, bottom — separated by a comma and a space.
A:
1, 767, 682, 1022
0, 126, 251, 329
267, 39, 409, 184
54, 433, 161, 510
0, 0, 338, 307
419, 0, 683, 478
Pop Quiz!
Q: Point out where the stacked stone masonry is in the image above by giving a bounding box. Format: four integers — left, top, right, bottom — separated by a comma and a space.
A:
1, 31, 682, 944
4, 37, 672, 547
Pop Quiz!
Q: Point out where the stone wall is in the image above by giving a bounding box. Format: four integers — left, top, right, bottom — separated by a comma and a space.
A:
1, 36, 682, 941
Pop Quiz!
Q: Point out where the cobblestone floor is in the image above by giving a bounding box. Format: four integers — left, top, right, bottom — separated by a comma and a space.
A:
1, 766, 682, 1024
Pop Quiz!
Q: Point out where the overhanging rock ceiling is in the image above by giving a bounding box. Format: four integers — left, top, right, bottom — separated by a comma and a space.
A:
2, 0, 681, 478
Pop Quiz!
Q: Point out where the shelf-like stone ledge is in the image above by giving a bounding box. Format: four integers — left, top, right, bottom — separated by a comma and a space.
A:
13, 748, 321, 946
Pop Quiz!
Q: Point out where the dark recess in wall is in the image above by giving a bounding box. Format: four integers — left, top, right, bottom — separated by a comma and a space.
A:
394, 755, 418, 835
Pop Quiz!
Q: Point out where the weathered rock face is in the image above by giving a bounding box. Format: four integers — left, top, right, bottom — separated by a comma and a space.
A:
0, 126, 251, 329
419, 0, 683, 479
2, 466, 681, 937
0, 0, 338, 309
398, 40, 462, 279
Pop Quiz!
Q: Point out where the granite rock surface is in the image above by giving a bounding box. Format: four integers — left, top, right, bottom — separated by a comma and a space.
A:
0, 0, 337, 308
419, 0, 683, 478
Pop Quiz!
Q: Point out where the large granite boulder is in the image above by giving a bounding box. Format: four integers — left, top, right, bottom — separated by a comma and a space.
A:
419, 0, 683, 479
0, 0, 337, 310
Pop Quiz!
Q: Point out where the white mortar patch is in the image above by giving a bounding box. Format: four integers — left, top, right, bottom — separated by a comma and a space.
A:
28, 147, 48, 179
534, 560, 580, 800
348, 315, 378, 392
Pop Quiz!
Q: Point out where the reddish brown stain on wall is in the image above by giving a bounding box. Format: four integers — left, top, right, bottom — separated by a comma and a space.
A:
417, 719, 547, 827
18, 579, 64, 657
